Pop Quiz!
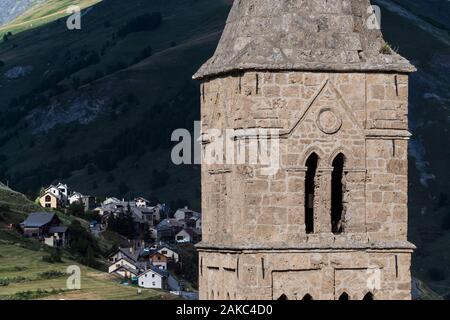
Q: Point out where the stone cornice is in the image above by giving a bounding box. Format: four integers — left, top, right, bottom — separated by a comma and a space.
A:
196, 241, 416, 253
365, 129, 412, 140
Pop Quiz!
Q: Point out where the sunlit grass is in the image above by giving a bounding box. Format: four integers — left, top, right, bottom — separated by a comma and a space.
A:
0, 0, 102, 36
0, 244, 171, 300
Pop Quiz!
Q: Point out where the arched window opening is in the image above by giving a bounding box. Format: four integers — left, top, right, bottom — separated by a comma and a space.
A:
302, 294, 313, 301
338, 292, 349, 300
278, 294, 288, 300
331, 153, 345, 234
211, 290, 214, 300
363, 292, 374, 300
305, 153, 318, 234
226, 292, 230, 300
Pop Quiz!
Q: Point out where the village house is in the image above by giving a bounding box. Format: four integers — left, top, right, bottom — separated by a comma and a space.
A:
135, 197, 151, 208
68, 192, 83, 205
108, 248, 140, 279
103, 197, 121, 206
45, 183, 69, 206
151, 218, 183, 242
108, 246, 151, 278
155, 243, 179, 263
44, 226, 69, 247
182, 216, 202, 231
138, 266, 168, 290
39, 191, 61, 209
82, 196, 96, 211
69, 192, 96, 212
150, 252, 169, 270
109, 247, 137, 264
175, 228, 199, 244
21, 212, 68, 247
174, 207, 200, 221
108, 256, 140, 279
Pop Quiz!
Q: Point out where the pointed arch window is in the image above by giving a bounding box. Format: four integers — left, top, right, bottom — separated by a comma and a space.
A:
338, 292, 349, 300
277, 294, 288, 300
331, 153, 345, 234
305, 153, 318, 234
363, 292, 374, 300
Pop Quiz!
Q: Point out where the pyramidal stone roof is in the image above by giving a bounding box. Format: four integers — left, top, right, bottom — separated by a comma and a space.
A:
194, 0, 415, 79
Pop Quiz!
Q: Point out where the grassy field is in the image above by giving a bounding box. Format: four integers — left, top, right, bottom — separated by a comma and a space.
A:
0, 244, 174, 300
0, 179, 167, 300
0, 182, 42, 222
0, 0, 102, 36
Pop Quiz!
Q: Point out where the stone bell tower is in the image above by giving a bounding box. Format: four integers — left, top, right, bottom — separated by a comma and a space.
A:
193, 0, 416, 300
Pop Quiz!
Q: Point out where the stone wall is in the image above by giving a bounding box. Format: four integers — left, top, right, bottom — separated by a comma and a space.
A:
201, 71, 409, 245
199, 71, 413, 299
199, 250, 412, 300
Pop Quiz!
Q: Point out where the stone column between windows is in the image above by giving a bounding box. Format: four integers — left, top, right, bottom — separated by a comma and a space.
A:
316, 167, 333, 234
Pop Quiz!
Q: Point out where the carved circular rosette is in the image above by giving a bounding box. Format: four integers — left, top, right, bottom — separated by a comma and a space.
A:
316, 108, 342, 134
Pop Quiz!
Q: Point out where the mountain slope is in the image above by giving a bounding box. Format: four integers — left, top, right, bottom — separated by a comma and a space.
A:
0, 182, 42, 223
0, 0, 44, 26
0, 0, 101, 35
0, 0, 231, 209
372, 0, 450, 298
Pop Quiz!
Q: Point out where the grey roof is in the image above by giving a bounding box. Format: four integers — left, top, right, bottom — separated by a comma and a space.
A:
194, 0, 415, 79
135, 197, 150, 203
156, 242, 179, 254
158, 218, 183, 229
21, 212, 57, 228
139, 266, 168, 278
48, 226, 68, 234
109, 247, 138, 262
69, 192, 83, 198
177, 228, 196, 238
114, 264, 140, 275
110, 247, 152, 263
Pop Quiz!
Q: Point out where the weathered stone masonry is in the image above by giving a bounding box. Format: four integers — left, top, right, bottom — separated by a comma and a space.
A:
194, 0, 416, 300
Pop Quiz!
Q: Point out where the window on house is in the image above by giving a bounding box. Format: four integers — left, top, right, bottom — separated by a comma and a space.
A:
162, 250, 167, 254
45, 204, 51, 208
277, 294, 288, 300
305, 153, 318, 234
152, 282, 155, 286
152, 274, 155, 278
331, 153, 345, 234
338, 292, 349, 300
45, 195, 51, 202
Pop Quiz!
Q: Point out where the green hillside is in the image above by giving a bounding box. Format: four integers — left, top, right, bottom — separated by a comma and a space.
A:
0, 0, 231, 209
0, 244, 172, 300
0, 182, 42, 223
0, 0, 101, 36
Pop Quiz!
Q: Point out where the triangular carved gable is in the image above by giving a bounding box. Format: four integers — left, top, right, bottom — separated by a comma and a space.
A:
282, 79, 364, 137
